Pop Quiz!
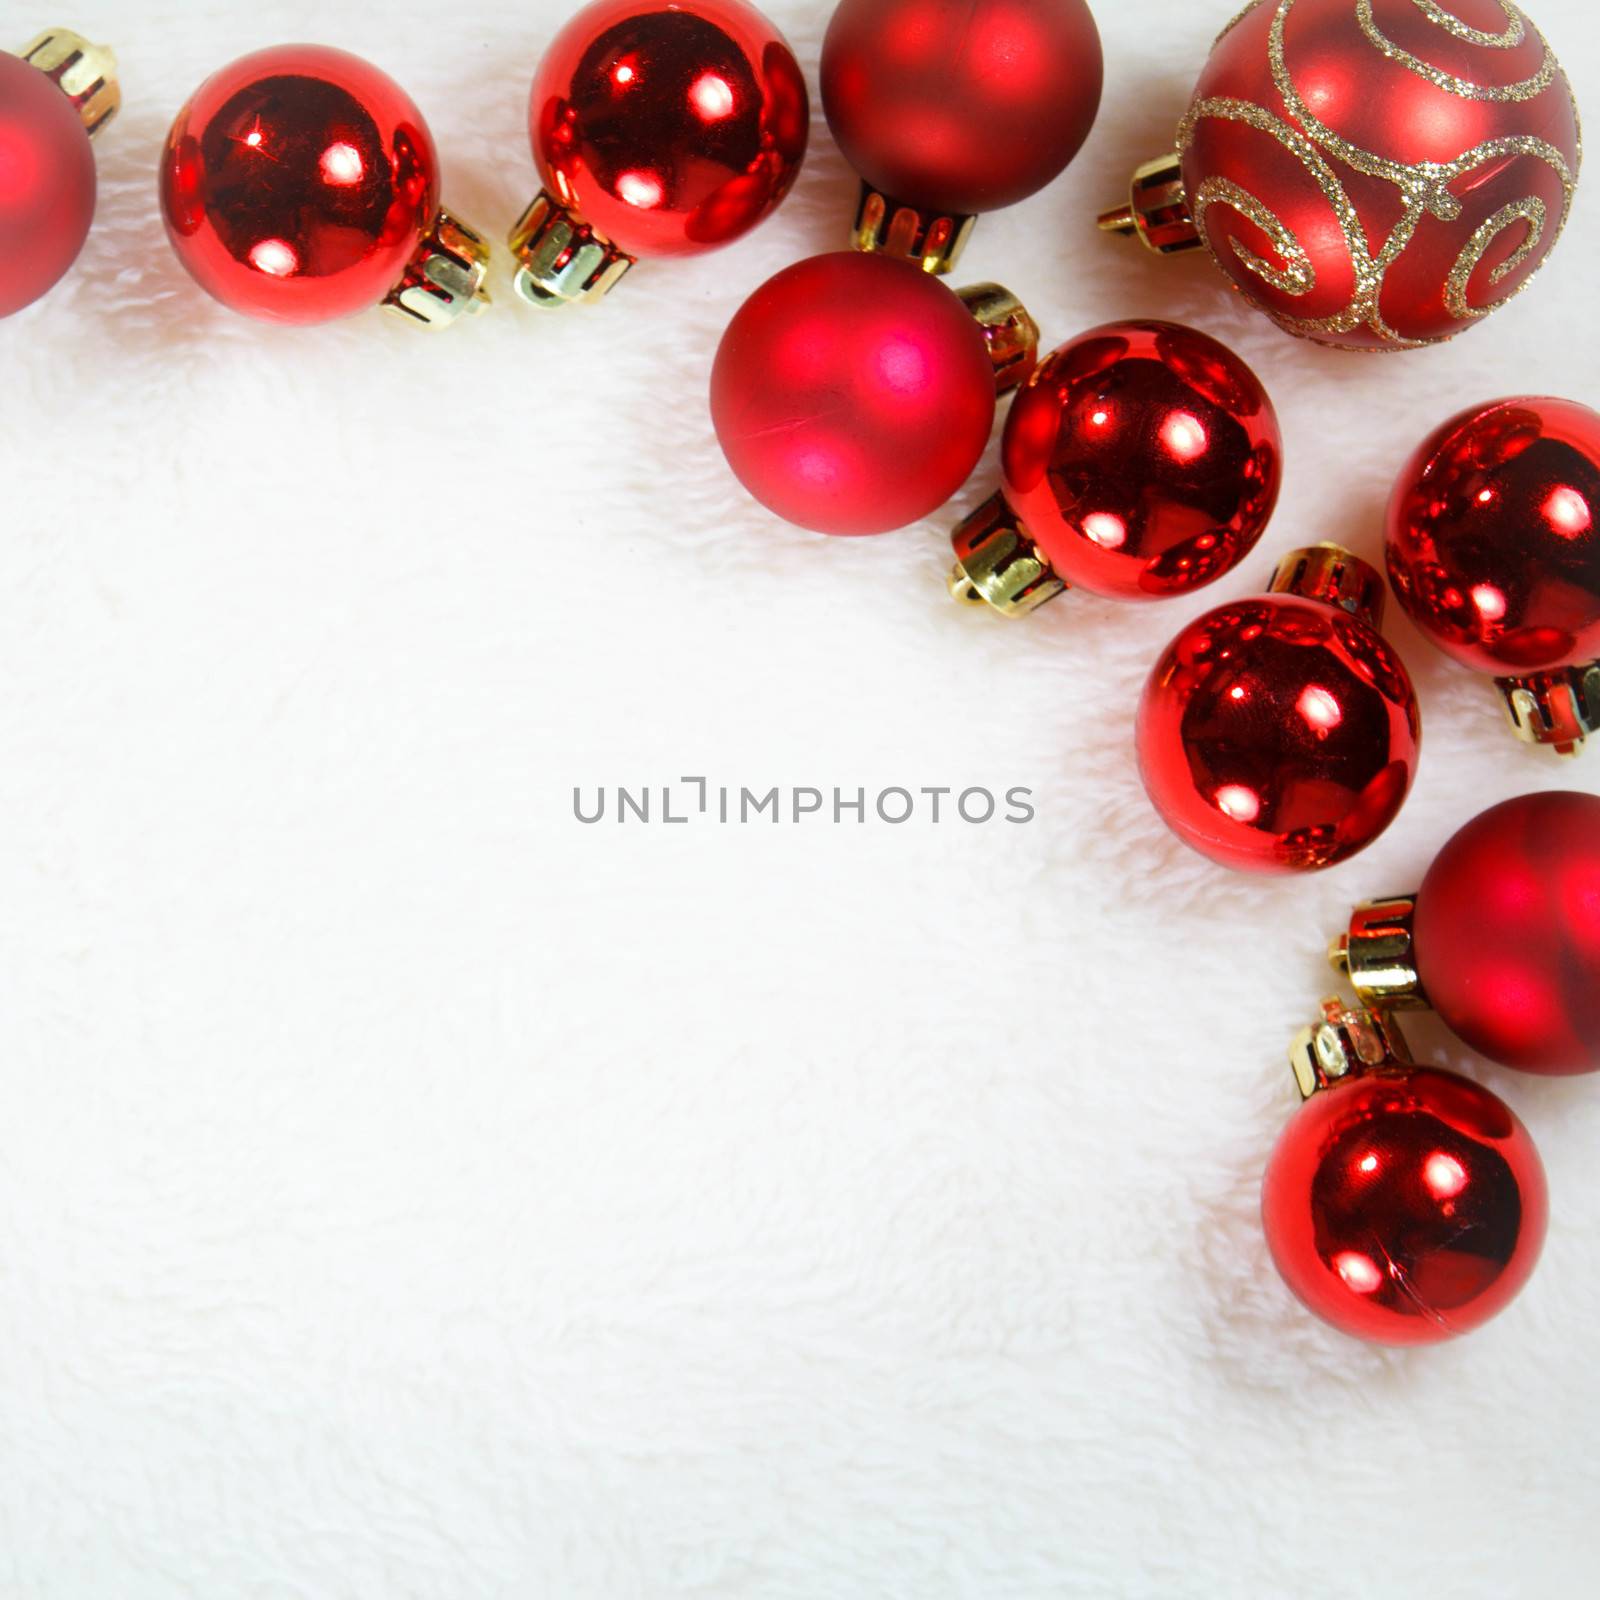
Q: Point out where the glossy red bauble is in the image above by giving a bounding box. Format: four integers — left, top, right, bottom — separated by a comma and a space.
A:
0, 48, 98, 317
821, 0, 1103, 218
1263, 1056, 1547, 1345
161, 46, 446, 324
1137, 548, 1421, 873
529, 0, 807, 260
711, 252, 998, 536
1415, 791, 1600, 1075
994, 320, 1281, 601
1117, 0, 1581, 349
1386, 397, 1600, 676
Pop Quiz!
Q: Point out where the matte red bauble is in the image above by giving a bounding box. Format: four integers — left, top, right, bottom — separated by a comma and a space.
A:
949, 320, 1281, 617
1334, 790, 1600, 1075
1137, 546, 1421, 873
1265, 1002, 1546, 1345
0, 29, 118, 318
1102, 0, 1581, 350
823, 0, 1103, 272
510, 0, 808, 308
160, 45, 489, 328
711, 252, 1022, 537
1386, 396, 1600, 754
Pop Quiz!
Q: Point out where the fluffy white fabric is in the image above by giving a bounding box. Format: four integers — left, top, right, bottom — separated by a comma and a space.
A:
3, 1, 1597, 1594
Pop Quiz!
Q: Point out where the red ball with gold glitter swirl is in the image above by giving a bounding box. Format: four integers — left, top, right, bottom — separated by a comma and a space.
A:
1108, 0, 1581, 350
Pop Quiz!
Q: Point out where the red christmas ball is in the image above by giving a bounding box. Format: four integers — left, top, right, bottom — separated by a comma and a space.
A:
530, 0, 808, 260
821, 0, 1103, 217
160, 46, 443, 324
1173, 0, 1580, 349
711, 252, 997, 536
1414, 791, 1600, 1076
1386, 397, 1600, 676
1263, 1061, 1546, 1344
998, 320, 1280, 600
0, 50, 97, 318
1137, 548, 1421, 873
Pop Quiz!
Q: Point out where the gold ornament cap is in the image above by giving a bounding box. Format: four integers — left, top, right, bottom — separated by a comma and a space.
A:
1098, 154, 1201, 256
1497, 662, 1600, 757
21, 27, 119, 137
384, 208, 492, 328
509, 190, 634, 309
1289, 999, 1413, 1102
947, 492, 1065, 618
850, 180, 976, 276
955, 282, 1040, 395
1329, 897, 1426, 1011
1268, 544, 1387, 630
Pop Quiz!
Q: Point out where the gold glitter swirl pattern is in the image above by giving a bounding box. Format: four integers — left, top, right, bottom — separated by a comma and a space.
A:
1178, 0, 1580, 347
1411, 0, 1524, 48
1356, 0, 1553, 101
1443, 196, 1547, 319
1192, 176, 1317, 294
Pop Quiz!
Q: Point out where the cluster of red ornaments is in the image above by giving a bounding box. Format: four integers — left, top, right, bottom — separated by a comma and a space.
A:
5, 2, 1595, 1351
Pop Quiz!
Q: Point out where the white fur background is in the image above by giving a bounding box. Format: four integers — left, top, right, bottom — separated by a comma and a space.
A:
3, 2, 1598, 1595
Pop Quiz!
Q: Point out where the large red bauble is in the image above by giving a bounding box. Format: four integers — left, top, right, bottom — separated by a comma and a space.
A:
1415, 791, 1600, 1075
0, 50, 97, 318
1386, 397, 1600, 676
1262, 1063, 1546, 1344
1000, 320, 1280, 600
160, 46, 441, 324
821, 0, 1103, 217
711, 252, 996, 536
1137, 551, 1421, 873
1177, 0, 1580, 349
530, 0, 808, 259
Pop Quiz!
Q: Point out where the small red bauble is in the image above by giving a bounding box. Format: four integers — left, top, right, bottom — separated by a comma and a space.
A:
510, 0, 808, 307
711, 252, 1004, 537
1337, 791, 1600, 1075
160, 45, 489, 328
1386, 396, 1600, 754
822, 0, 1103, 269
1137, 546, 1421, 873
0, 30, 118, 318
949, 320, 1281, 617
1264, 1003, 1547, 1345
1103, 0, 1581, 350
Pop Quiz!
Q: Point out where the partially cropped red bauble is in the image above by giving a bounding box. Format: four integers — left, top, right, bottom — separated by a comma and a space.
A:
1263, 1062, 1546, 1344
160, 46, 442, 323
1416, 791, 1600, 1075
999, 320, 1280, 600
0, 49, 97, 317
821, 0, 1103, 216
1137, 549, 1421, 873
711, 252, 997, 536
1169, 0, 1581, 348
530, 0, 808, 259
1386, 397, 1600, 676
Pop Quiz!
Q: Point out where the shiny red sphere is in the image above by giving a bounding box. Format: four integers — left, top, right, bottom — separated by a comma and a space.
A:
1386, 397, 1600, 676
1415, 791, 1600, 1075
0, 52, 97, 317
821, 0, 1103, 216
1137, 589, 1421, 873
531, 0, 808, 259
160, 46, 440, 324
711, 252, 996, 536
1181, 0, 1581, 349
1001, 320, 1280, 601
1263, 1064, 1546, 1344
